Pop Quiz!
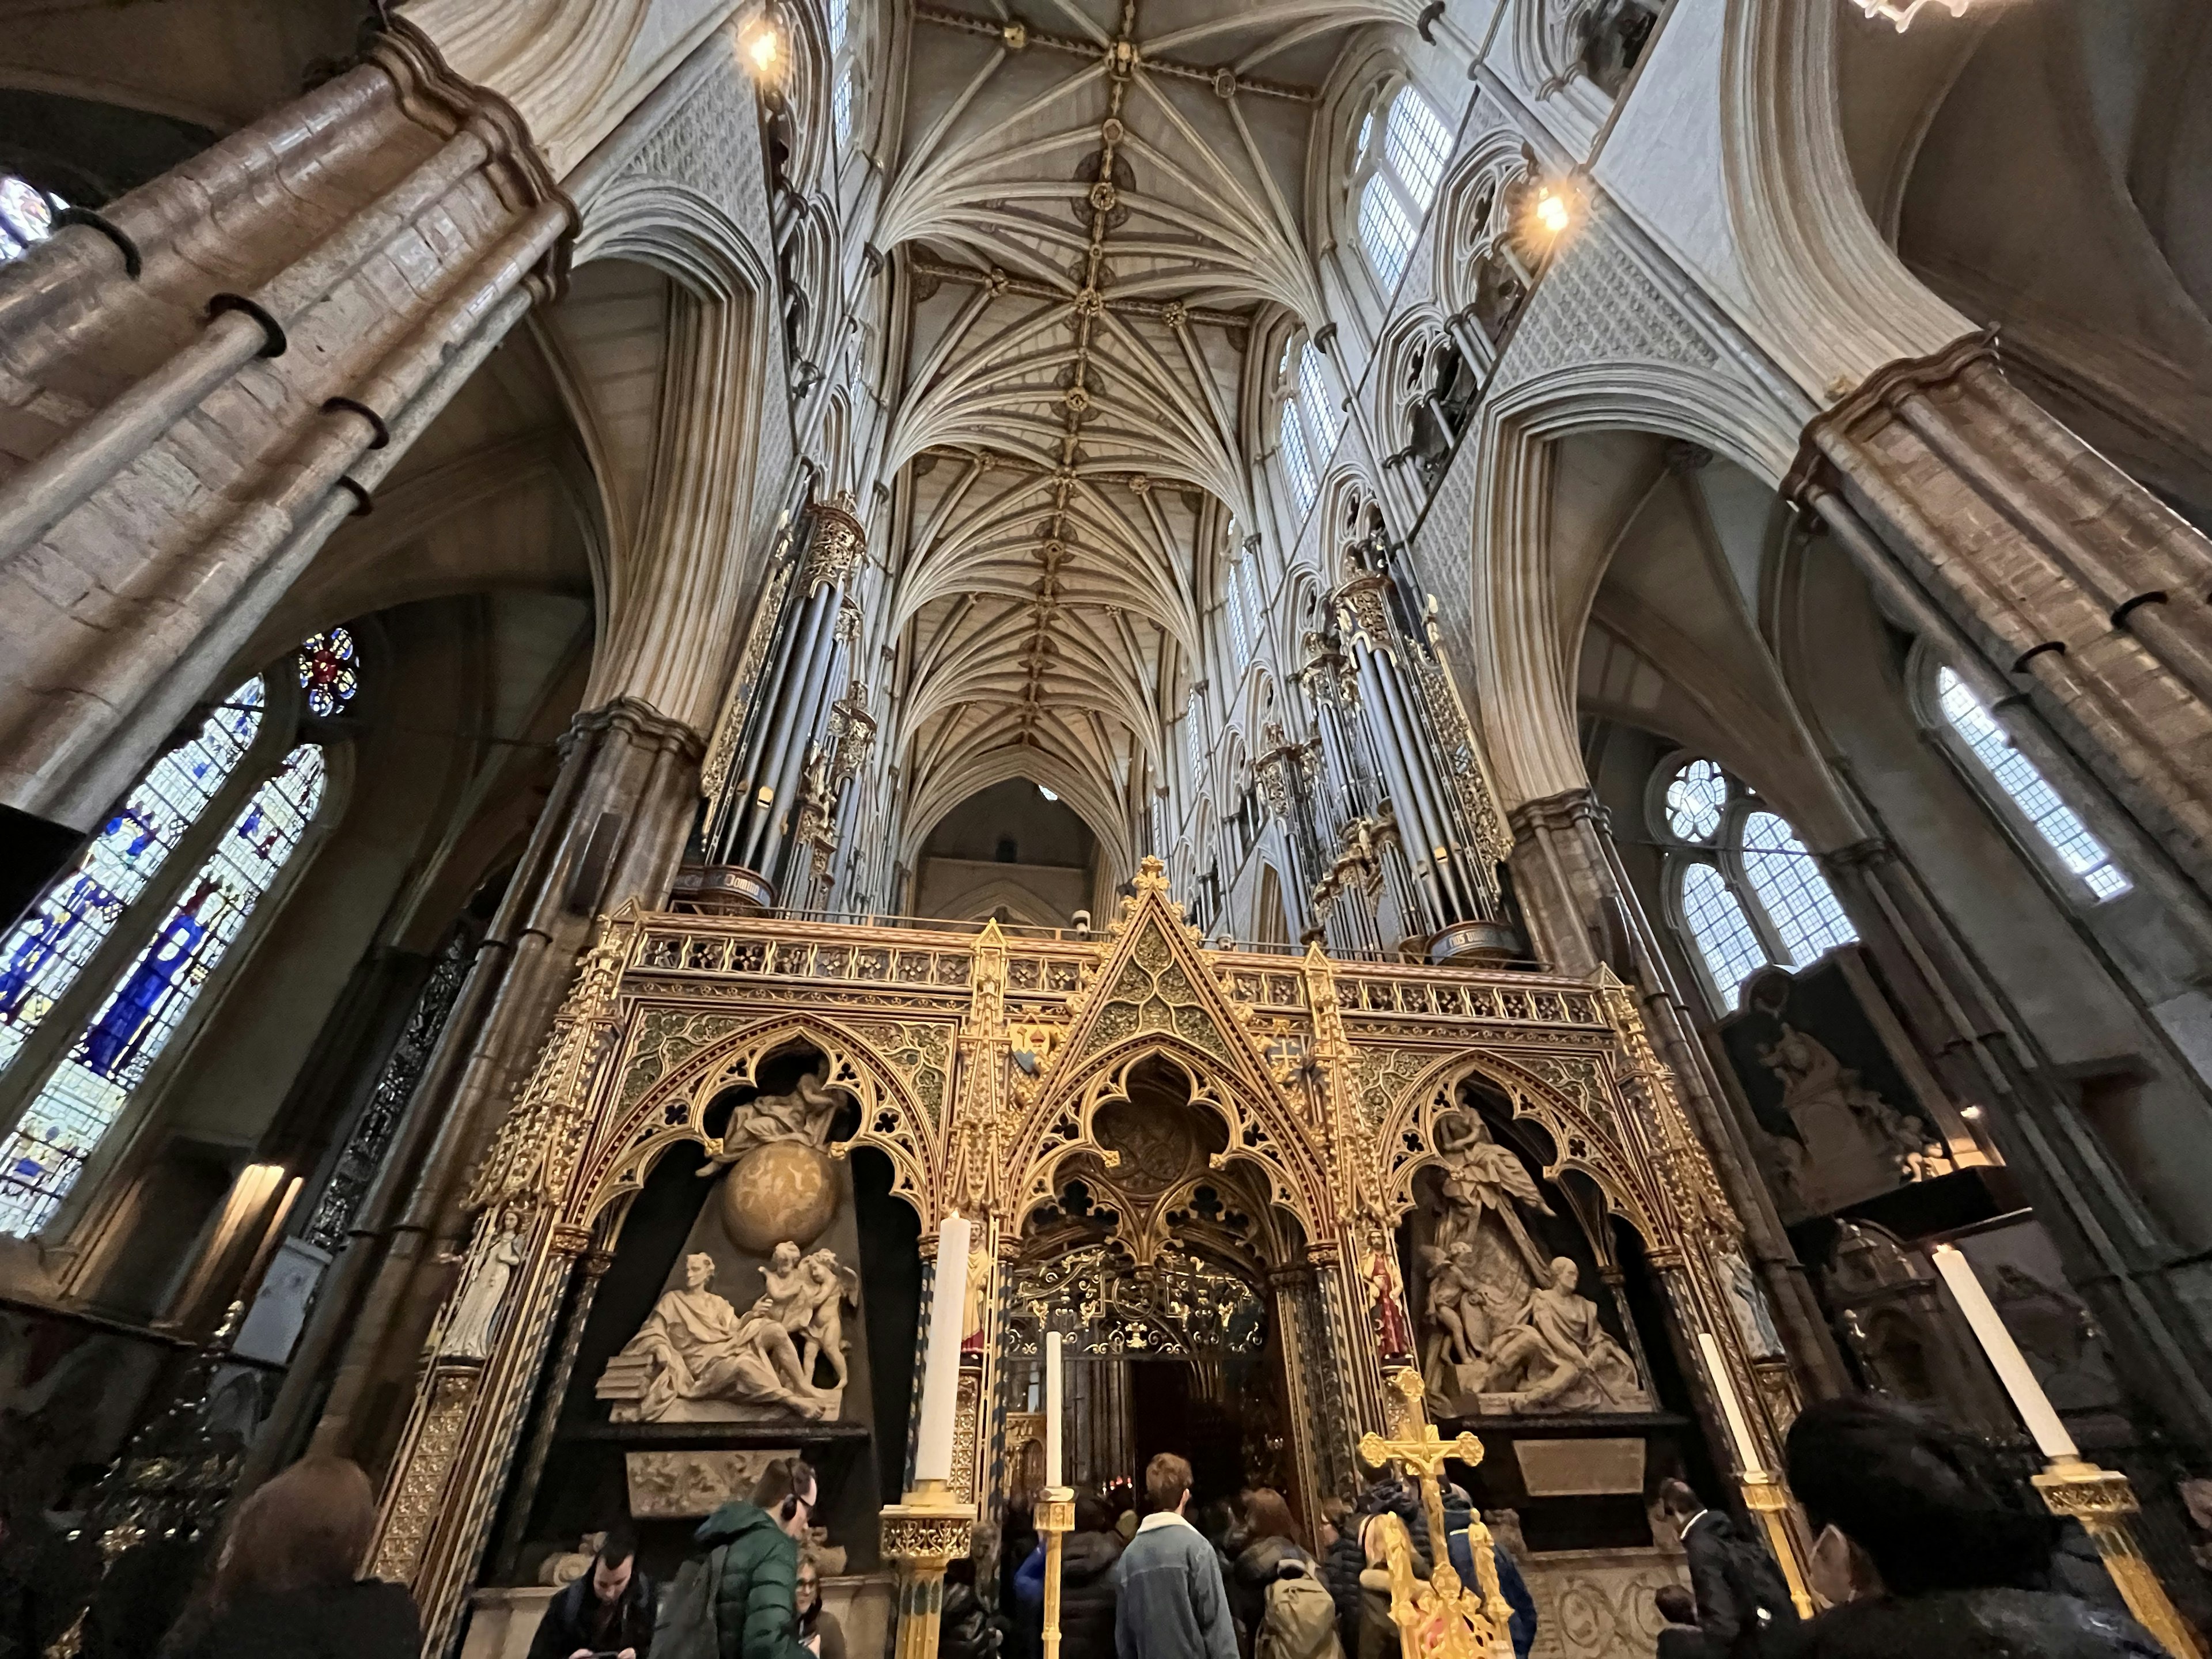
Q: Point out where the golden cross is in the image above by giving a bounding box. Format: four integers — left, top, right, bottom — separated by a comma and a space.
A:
1357, 1370, 1512, 1649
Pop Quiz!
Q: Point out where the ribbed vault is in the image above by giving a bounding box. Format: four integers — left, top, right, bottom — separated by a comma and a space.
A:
881, 0, 1411, 853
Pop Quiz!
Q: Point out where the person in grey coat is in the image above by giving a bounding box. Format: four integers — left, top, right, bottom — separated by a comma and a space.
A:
1114, 1455, 1238, 1659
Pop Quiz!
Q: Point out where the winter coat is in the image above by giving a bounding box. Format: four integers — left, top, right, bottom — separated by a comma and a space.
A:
1229, 1536, 1312, 1651
1759, 1588, 2162, 1659
1438, 1526, 1537, 1659
1319, 1482, 1430, 1653
691, 1501, 810, 1659
1061, 1531, 1125, 1659
1353, 1569, 1398, 1659
164, 1579, 419, 1659
529, 1569, 656, 1659
1680, 1511, 1796, 1652
1114, 1512, 1238, 1659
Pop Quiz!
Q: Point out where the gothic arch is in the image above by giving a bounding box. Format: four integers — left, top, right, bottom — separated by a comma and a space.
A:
577, 1009, 942, 1237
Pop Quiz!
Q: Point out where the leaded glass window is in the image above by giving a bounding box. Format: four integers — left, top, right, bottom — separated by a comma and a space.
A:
828, 0, 849, 53
0, 175, 62, 263
1936, 668, 2130, 901
1279, 400, 1317, 514
0, 745, 327, 1236
1384, 86, 1450, 210
0, 680, 264, 1077
1359, 176, 1416, 287
834, 69, 854, 145
1654, 756, 1858, 1013
297, 628, 359, 717
1299, 343, 1334, 452
1680, 862, 1766, 1012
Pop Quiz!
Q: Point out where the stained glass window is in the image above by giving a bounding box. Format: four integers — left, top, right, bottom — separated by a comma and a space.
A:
0, 176, 60, 263
1359, 176, 1416, 287
1279, 401, 1317, 514
1665, 758, 1726, 842
1679, 862, 1768, 1010
1385, 86, 1450, 210
0, 680, 264, 1078
0, 744, 327, 1237
1937, 667, 2130, 900
297, 628, 359, 718
1741, 811, 1859, 966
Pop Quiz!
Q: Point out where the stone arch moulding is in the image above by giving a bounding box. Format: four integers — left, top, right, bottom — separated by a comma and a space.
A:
574, 1008, 945, 1242
1370, 1047, 1668, 1253
1007, 1041, 1324, 1251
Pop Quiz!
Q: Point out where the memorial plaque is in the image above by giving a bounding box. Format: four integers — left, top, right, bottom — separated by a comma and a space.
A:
1510, 1436, 1646, 1496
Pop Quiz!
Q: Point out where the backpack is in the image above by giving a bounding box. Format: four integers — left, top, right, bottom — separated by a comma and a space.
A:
654, 1541, 730, 1659
1259, 1566, 1344, 1659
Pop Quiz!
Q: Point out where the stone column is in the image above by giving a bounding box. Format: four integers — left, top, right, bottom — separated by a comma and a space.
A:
1506, 788, 1851, 1400
0, 30, 569, 906
1789, 338, 2212, 897
246, 699, 700, 1488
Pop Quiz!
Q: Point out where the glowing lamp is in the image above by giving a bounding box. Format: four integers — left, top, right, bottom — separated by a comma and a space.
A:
742, 24, 782, 75
1534, 190, 1571, 236
1857, 0, 1973, 30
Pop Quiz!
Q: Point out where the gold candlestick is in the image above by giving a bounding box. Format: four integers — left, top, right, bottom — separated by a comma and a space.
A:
1036, 1484, 1074, 1659
882, 1478, 978, 1659
2033, 1457, 2204, 1659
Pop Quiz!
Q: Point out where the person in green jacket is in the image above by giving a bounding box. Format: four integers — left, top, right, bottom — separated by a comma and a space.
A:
691, 1457, 820, 1659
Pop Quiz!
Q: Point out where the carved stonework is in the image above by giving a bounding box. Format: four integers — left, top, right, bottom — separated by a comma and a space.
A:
624, 1449, 793, 1517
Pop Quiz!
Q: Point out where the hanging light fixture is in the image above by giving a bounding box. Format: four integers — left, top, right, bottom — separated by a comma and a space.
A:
1856, 0, 1974, 31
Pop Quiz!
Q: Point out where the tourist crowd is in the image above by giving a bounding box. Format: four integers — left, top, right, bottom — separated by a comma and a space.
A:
1, 1394, 2178, 1659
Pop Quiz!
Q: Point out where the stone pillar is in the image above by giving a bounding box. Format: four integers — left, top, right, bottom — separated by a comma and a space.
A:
1506, 788, 1851, 1400
245, 699, 700, 1489
1789, 338, 2212, 897
0, 31, 568, 899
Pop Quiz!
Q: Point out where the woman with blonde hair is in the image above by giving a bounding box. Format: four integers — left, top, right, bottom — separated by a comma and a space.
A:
162, 1453, 419, 1659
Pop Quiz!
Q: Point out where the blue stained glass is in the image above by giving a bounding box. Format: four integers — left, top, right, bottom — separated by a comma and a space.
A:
0, 742, 324, 1237
0, 680, 263, 1078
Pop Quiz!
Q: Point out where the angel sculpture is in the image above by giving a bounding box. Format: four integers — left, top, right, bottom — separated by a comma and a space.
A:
794, 1248, 861, 1389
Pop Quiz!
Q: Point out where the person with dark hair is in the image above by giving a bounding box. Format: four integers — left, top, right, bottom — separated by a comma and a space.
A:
1320, 1455, 1431, 1656
1228, 1489, 1315, 1656
1054, 1492, 1126, 1659
1769, 1395, 2160, 1658
531, 1531, 654, 1659
1115, 1454, 1237, 1659
795, 1558, 844, 1659
669, 1456, 819, 1659
159, 1455, 418, 1659
1656, 1477, 1795, 1654
1654, 1585, 1714, 1659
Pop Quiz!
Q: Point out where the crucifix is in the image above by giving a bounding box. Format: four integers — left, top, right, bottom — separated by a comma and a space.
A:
1356, 1369, 1514, 1653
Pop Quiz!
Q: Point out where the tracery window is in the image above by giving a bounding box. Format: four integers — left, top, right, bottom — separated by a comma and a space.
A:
0, 175, 64, 263
1933, 666, 2130, 902
1278, 399, 1317, 515
298, 628, 360, 717
827, 0, 849, 54
1352, 84, 1446, 289
833, 66, 855, 147
1298, 343, 1334, 452
0, 645, 344, 1237
1654, 757, 1858, 1011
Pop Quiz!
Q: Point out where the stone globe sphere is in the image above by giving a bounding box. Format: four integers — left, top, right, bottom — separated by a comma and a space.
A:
719, 1140, 839, 1253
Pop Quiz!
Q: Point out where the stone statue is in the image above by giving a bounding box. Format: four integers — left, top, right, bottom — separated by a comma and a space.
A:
1758, 1022, 1946, 1206
597, 1252, 836, 1423
758, 1241, 860, 1389
700, 1069, 844, 1174
1477, 1257, 1649, 1413
438, 1207, 525, 1361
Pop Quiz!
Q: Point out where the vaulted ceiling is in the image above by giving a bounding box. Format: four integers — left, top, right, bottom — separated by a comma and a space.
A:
878, 1, 1416, 851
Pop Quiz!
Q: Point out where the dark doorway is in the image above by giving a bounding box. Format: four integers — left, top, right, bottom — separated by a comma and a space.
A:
1132, 1361, 1194, 1493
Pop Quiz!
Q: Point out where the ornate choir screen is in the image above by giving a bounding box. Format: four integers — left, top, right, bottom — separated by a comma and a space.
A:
367, 861, 1792, 1654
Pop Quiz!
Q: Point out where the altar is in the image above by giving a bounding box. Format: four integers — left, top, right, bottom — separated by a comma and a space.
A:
363, 862, 1802, 1659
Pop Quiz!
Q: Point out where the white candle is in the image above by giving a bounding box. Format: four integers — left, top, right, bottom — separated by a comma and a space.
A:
1931, 1244, 2077, 1458
913, 1212, 973, 1484
1045, 1332, 1064, 1488
1698, 1331, 1767, 1478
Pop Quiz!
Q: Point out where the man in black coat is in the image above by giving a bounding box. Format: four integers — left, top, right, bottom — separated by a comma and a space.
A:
1657, 1479, 1795, 1654
530, 1533, 654, 1659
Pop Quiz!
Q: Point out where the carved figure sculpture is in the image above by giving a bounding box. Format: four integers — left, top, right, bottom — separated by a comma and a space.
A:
1480, 1259, 1647, 1412
439, 1209, 525, 1361
1758, 1022, 1945, 1201
794, 1248, 861, 1388
700, 1069, 844, 1173
598, 1252, 835, 1423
